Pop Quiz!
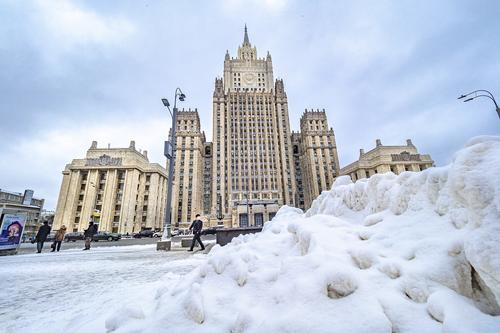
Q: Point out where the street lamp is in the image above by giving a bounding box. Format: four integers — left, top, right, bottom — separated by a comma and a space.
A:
458, 90, 500, 119
161, 88, 186, 241
244, 191, 250, 227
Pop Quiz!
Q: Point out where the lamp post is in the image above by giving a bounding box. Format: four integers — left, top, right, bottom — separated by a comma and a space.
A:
245, 190, 250, 227
458, 89, 500, 119
89, 182, 98, 224
161, 88, 186, 242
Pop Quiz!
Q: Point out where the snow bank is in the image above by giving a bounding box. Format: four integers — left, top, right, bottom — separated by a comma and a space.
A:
107, 136, 500, 333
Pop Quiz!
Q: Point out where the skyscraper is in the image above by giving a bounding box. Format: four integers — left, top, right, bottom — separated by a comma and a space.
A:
211, 25, 296, 227
171, 26, 340, 228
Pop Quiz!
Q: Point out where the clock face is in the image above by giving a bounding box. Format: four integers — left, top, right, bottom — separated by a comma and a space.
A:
243, 73, 255, 84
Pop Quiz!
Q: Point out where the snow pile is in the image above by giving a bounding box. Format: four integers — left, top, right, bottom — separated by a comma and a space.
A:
107, 136, 500, 333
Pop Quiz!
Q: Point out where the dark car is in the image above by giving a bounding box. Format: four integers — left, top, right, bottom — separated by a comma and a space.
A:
46, 232, 56, 242
65, 232, 85, 242
93, 231, 121, 242
133, 230, 154, 238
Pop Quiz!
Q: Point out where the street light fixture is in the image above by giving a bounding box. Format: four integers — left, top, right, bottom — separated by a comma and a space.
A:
161, 88, 186, 242
458, 89, 500, 119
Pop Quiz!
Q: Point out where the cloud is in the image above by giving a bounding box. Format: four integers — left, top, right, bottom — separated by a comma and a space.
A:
0, 0, 499, 211
2, 115, 168, 210
31, 0, 135, 65
221, 0, 288, 13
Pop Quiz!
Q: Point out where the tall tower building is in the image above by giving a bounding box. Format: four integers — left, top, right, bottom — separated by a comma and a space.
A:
211, 26, 296, 227
295, 109, 340, 208
169, 26, 340, 228
170, 109, 206, 228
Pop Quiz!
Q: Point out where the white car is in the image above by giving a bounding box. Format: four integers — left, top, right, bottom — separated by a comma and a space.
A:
153, 232, 163, 238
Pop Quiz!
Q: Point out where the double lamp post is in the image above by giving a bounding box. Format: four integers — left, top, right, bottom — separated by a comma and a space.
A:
458, 89, 499, 119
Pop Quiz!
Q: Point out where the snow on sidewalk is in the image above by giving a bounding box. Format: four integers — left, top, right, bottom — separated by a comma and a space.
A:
0, 244, 203, 333
104, 136, 500, 333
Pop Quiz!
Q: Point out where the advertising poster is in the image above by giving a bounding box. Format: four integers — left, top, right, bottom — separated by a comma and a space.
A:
0, 214, 27, 251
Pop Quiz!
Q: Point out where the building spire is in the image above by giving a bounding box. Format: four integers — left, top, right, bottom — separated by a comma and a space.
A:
243, 24, 250, 45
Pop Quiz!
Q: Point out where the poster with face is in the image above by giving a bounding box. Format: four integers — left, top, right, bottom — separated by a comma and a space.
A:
0, 214, 27, 250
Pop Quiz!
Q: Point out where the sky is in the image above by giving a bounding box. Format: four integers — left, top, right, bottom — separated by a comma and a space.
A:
1, 0, 499, 210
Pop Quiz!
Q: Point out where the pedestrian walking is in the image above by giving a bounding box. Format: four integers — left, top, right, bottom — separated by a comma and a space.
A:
35, 221, 51, 253
83, 221, 98, 250
51, 225, 67, 252
188, 214, 205, 251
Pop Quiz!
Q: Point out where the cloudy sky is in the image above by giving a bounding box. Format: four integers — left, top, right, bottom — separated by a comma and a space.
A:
1, 0, 499, 210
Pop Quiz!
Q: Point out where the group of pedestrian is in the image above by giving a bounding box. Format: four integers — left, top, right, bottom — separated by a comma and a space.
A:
33, 221, 67, 253
34, 215, 205, 254
34, 220, 98, 253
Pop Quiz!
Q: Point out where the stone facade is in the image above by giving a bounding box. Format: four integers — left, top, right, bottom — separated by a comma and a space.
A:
211, 27, 296, 228
340, 139, 434, 181
172, 27, 339, 228
53, 141, 167, 234
293, 110, 341, 209
169, 109, 206, 228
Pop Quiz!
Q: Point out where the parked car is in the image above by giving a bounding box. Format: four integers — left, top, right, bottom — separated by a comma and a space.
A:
65, 232, 85, 242
93, 231, 121, 242
46, 232, 56, 242
152, 231, 163, 238
133, 230, 154, 238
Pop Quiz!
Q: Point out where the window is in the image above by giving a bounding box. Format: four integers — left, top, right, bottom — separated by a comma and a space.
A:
239, 214, 248, 227
255, 213, 263, 227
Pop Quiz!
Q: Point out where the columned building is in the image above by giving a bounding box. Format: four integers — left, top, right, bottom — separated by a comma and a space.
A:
340, 139, 434, 181
53, 141, 167, 234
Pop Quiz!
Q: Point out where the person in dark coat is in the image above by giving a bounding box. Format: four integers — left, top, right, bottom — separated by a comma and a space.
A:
83, 221, 98, 250
188, 214, 205, 251
35, 221, 51, 253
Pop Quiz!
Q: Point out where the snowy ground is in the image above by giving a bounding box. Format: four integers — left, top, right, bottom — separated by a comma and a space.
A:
0, 245, 204, 333
2, 136, 499, 333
